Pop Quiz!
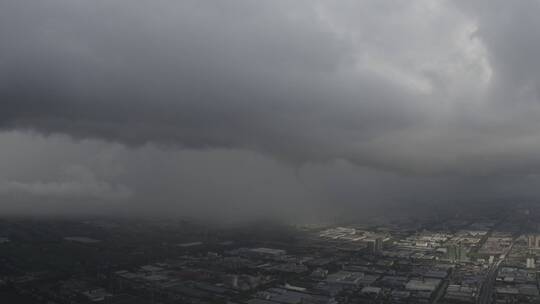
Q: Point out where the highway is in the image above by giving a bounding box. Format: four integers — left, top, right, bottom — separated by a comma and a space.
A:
476, 240, 514, 304
477, 259, 502, 304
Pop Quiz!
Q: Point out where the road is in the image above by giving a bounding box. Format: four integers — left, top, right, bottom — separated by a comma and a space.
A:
476, 240, 514, 304
477, 259, 502, 304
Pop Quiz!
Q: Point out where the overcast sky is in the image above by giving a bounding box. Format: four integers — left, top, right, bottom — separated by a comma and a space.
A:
1, 0, 540, 221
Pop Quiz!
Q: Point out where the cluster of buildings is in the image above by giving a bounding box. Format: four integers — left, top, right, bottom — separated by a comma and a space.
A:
3, 210, 540, 304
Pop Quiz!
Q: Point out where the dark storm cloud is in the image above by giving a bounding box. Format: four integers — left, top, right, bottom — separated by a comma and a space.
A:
2, 0, 540, 219
1, 0, 449, 169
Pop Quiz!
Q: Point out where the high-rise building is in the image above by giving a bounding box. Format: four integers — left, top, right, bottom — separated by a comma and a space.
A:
447, 243, 468, 262
526, 257, 536, 269
366, 237, 383, 254
528, 234, 540, 249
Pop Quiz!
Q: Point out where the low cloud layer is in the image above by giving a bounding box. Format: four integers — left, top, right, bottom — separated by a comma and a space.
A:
1, 1, 540, 219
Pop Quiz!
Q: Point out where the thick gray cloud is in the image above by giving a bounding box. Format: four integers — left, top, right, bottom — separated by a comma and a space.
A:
1, 0, 540, 219
0, 0, 480, 168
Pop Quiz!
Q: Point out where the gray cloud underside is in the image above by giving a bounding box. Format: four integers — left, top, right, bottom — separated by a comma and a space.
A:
1, 131, 537, 220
